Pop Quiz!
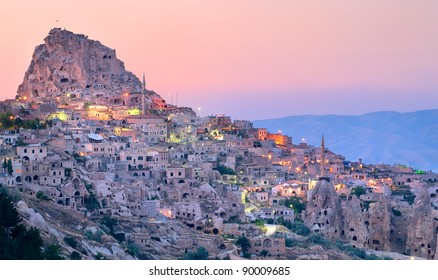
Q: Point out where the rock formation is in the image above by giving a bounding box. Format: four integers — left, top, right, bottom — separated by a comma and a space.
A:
17, 28, 164, 107
303, 177, 343, 240
364, 197, 391, 251
343, 195, 368, 247
406, 187, 436, 259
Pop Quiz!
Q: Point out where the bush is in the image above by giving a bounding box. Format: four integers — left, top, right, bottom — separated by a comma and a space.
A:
335, 240, 369, 260
94, 253, 108, 260
64, 236, 78, 249
70, 251, 82, 260
36, 191, 50, 201
280, 196, 306, 214
101, 215, 117, 233
365, 253, 380, 260
44, 244, 64, 260
252, 219, 265, 227
183, 247, 209, 260
306, 234, 331, 246
277, 217, 310, 236
84, 193, 101, 211
0, 192, 45, 259
289, 220, 311, 236
351, 186, 366, 198
391, 208, 402, 217
126, 242, 140, 258
85, 230, 103, 243
113, 232, 125, 243
214, 165, 236, 175
235, 236, 251, 254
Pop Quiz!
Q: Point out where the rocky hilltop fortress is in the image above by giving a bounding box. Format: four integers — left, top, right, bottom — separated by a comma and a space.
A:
17, 28, 165, 108
0, 29, 437, 260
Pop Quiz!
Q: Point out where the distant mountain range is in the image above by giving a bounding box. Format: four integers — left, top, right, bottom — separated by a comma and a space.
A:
253, 109, 438, 172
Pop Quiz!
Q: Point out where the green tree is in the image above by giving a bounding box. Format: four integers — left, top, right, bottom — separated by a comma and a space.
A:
252, 219, 265, 227
70, 251, 82, 260
7, 159, 13, 175
63, 236, 78, 249
351, 186, 366, 198
214, 165, 236, 175
235, 236, 251, 254
260, 249, 269, 258
101, 215, 117, 234
281, 196, 306, 214
2, 159, 7, 171
84, 193, 101, 211
0, 193, 44, 259
44, 244, 64, 260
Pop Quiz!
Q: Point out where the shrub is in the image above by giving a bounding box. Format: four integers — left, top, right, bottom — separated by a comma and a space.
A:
0, 193, 45, 259
235, 236, 251, 253
126, 242, 140, 258
70, 251, 82, 260
44, 244, 64, 260
84, 193, 101, 211
277, 217, 310, 236
183, 247, 209, 260
94, 253, 108, 260
306, 234, 331, 246
63, 236, 78, 249
289, 220, 311, 236
280, 196, 306, 214
351, 186, 366, 198
101, 215, 117, 233
391, 208, 402, 217
85, 230, 103, 243
214, 165, 236, 175
253, 219, 265, 227
113, 232, 125, 243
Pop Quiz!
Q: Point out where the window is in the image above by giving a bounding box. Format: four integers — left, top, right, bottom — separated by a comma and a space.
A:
24, 149, 27, 153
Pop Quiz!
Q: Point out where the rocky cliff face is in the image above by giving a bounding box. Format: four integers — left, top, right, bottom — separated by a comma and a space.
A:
365, 197, 391, 251
343, 195, 368, 247
17, 28, 160, 103
406, 188, 436, 259
304, 178, 344, 240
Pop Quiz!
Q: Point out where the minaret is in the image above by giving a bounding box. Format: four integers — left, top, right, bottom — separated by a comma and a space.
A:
142, 73, 146, 115
321, 133, 325, 176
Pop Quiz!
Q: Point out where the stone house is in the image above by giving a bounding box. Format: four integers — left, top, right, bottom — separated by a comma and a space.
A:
248, 237, 286, 257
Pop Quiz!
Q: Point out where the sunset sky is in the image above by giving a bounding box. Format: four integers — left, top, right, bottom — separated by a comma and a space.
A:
0, 1, 437, 119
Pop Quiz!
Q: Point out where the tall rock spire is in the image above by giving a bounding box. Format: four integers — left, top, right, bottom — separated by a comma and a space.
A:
321, 133, 325, 176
